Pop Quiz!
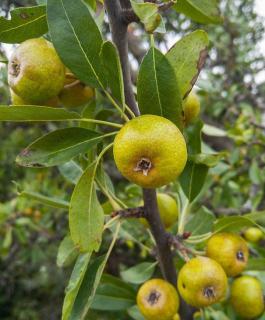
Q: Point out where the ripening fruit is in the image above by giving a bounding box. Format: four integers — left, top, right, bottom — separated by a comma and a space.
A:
206, 232, 249, 277
231, 276, 264, 319
173, 313, 181, 320
59, 71, 94, 108
137, 279, 179, 320
141, 193, 179, 229
183, 91, 200, 125
177, 256, 228, 308
244, 227, 263, 243
8, 38, 65, 104
10, 89, 60, 107
113, 115, 187, 188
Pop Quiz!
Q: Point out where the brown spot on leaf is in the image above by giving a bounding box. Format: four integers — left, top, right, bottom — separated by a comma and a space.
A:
183, 48, 208, 99
20, 149, 31, 157
20, 12, 30, 19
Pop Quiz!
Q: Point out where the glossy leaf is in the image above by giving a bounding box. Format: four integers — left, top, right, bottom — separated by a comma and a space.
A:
166, 30, 209, 98
57, 236, 78, 268
69, 163, 104, 252
91, 275, 135, 311
0, 106, 80, 122
68, 223, 120, 319
16, 127, 107, 168
180, 162, 208, 202
100, 41, 125, 108
174, 0, 223, 24
47, 0, 105, 88
62, 253, 91, 320
138, 47, 183, 129
130, 0, 162, 33
121, 262, 157, 284
0, 5, 48, 43
185, 207, 215, 235
185, 120, 203, 154
59, 161, 83, 185
19, 190, 69, 209
127, 305, 145, 320
202, 124, 227, 137
189, 153, 225, 167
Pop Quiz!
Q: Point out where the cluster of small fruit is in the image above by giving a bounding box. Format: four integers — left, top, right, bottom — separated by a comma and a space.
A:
136, 231, 264, 320
8, 38, 94, 108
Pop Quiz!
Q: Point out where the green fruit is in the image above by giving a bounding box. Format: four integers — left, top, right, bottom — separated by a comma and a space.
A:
59, 81, 94, 108
141, 193, 178, 229
177, 256, 228, 308
10, 89, 60, 107
137, 278, 179, 320
231, 276, 264, 319
206, 232, 249, 277
183, 91, 200, 125
8, 38, 65, 104
244, 227, 263, 243
113, 115, 187, 188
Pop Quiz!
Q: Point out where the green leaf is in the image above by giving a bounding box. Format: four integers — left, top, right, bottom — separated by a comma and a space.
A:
69, 163, 104, 252
16, 127, 109, 168
185, 207, 215, 235
19, 190, 69, 209
247, 259, 265, 271
130, 0, 162, 33
62, 253, 91, 320
180, 162, 208, 202
249, 160, 262, 184
185, 120, 203, 154
47, 0, 105, 88
202, 124, 227, 137
166, 30, 209, 98
189, 153, 225, 167
174, 0, 223, 24
0, 106, 80, 122
121, 262, 157, 284
57, 236, 78, 268
59, 161, 83, 184
127, 305, 145, 320
214, 214, 265, 233
68, 223, 120, 319
91, 275, 135, 311
138, 47, 183, 129
0, 5, 48, 44
100, 41, 125, 108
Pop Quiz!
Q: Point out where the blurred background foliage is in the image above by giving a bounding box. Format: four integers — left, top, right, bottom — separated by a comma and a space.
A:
0, 0, 264, 319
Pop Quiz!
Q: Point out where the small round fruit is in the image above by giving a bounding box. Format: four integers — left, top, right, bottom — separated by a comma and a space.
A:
137, 278, 179, 320
183, 91, 200, 125
141, 193, 178, 229
231, 275, 264, 319
8, 38, 65, 104
244, 227, 263, 243
177, 256, 227, 308
173, 313, 180, 320
206, 232, 249, 277
59, 71, 94, 108
10, 89, 60, 107
113, 115, 187, 188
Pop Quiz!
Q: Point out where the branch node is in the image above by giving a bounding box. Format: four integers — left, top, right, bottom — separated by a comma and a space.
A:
111, 206, 145, 218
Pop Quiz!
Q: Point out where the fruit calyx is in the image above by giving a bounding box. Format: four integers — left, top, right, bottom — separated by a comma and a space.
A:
10, 59, 20, 77
236, 250, 245, 261
203, 286, 216, 299
147, 289, 161, 306
134, 157, 152, 176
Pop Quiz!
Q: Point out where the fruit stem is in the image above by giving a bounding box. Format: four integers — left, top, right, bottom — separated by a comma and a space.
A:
79, 118, 123, 128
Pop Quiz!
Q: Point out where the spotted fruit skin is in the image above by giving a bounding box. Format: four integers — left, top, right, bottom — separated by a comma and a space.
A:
231, 276, 264, 319
177, 256, 228, 308
137, 278, 179, 320
183, 91, 200, 125
10, 89, 60, 107
113, 115, 187, 188
8, 38, 65, 104
206, 232, 249, 277
244, 227, 263, 243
